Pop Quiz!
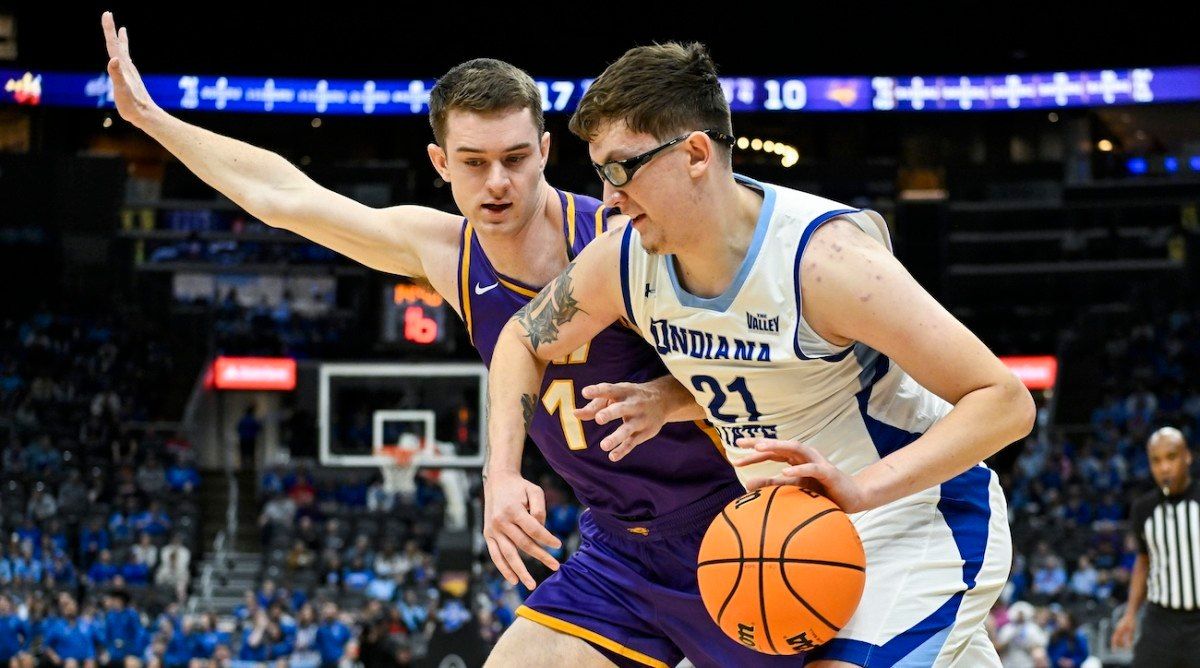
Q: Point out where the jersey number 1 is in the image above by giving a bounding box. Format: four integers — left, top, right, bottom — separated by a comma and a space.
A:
542, 344, 590, 451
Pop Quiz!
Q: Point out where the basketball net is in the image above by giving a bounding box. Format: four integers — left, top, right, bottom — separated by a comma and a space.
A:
378, 434, 422, 496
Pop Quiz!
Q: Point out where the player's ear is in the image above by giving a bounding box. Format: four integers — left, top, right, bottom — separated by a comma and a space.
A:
540, 131, 551, 169
427, 143, 451, 182
685, 130, 713, 178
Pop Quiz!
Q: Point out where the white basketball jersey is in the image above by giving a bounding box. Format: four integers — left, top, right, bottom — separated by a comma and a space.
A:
620, 174, 954, 483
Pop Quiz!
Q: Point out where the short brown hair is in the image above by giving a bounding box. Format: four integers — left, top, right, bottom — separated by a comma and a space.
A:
428, 58, 545, 146
569, 42, 732, 145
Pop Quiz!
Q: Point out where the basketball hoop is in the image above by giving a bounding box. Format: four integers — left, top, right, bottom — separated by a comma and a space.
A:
378, 443, 419, 496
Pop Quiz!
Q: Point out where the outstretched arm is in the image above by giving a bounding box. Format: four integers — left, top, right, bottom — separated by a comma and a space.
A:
101, 12, 459, 280
482, 230, 626, 586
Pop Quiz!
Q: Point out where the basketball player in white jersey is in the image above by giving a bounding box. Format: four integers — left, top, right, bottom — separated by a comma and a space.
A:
487, 43, 1035, 667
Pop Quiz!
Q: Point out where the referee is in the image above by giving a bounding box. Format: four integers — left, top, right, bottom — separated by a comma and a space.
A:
1112, 426, 1200, 667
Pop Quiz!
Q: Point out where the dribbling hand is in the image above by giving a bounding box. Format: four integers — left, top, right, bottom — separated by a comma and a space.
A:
734, 437, 872, 514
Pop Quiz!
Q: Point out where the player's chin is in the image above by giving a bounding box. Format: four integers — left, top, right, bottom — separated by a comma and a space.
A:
638, 234, 664, 256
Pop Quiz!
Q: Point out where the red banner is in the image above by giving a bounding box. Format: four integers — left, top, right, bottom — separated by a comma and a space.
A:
1000, 356, 1058, 390
211, 356, 296, 391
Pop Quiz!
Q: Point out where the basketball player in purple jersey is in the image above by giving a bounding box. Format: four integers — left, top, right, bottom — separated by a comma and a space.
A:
102, 13, 794, 667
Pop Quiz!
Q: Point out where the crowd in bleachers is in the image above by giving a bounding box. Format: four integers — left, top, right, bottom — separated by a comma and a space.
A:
0, 309, 207, 664
7, 292, 1200, 666
986, 301, 1200, 666
0, 588, 364, 668
208, 290, 352, 359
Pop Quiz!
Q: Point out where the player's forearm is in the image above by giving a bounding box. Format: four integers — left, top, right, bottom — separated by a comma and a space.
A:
138, 108, 315, 226
485, 321, 548, 478
645, 374, 706, 422
854, 378, 1034, 509
1126, 554, 1148, 615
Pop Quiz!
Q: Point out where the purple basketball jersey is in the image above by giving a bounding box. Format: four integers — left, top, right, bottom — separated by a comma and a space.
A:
455, 189, 740, 525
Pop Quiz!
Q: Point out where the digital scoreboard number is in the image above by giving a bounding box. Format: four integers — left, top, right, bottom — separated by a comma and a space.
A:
382, 281, 451, 349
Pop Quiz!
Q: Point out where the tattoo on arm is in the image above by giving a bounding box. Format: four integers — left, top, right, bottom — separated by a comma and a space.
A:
521, 393, 537, 433
515, 261, 586, 351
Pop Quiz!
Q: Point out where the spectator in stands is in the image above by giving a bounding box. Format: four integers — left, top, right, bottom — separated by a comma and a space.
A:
259, 492, 296, 545
131, 500, 171, 538
122, 550, 152, 586
286, 540, 316, 575
92, 388, 122, 424
46, 552, 78, 589
86, 469, 108, 506
0, 595, 30, 667
136, 455, 168, 497
87, 549, 119, 586
234, 591, 261, 625
25, 435, 61, 474
141, 636, 167, 668
1067, 556, 1098, 600
373, 542, 407, 582
0, 547, 12, 586
111, 437, 137, 467
36, 533, 61, 562
14, 518, 40, 551
187, 612, 222, 667
237, 405, 262, 470
1046, 610, 1089, 667
101, 591, 144, 668
342, 535, 374, 571
161, 616, 193, 668
109, 498, 137, 544
115, 466, 141, 499
12, 541, 43, 588
397, 590, 428, 635
58, 469, 89, 513
364, 570, 399, 603
13, 594, 51, 668
288, 604, 321, 668
295, 516, 320, 551
80, 517, 109, 569
2, 441, 27, 475
164, 455, 200, 495
319, 551, 342, 589
132, 533, 158, 571
237, 610, 274, 664
342, 557, 372, 591
285, 466, 317, 507
42, 596, 97, 668
1032, 553, 1067, 599
437, 597, 471, 633
366, 477, 394, 513
315, 602, 351, 668
156, 535, 190, 602
320, 519, 345, 554
27, 483, 58, 523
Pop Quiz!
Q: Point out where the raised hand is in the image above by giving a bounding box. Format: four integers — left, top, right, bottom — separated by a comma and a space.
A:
101, 11, 160, 128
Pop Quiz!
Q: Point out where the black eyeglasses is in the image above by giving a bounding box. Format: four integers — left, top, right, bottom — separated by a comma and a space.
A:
592, 130, 735, 187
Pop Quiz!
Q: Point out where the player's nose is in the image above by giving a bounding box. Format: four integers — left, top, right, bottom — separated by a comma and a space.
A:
603, 182, 624, 209
486, 162, 510, 193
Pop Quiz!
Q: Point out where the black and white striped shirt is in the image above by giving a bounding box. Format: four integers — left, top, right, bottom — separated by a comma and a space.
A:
1132, 481, 1200, 610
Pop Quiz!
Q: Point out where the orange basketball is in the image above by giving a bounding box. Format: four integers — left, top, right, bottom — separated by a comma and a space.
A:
696, 485, 866, 655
